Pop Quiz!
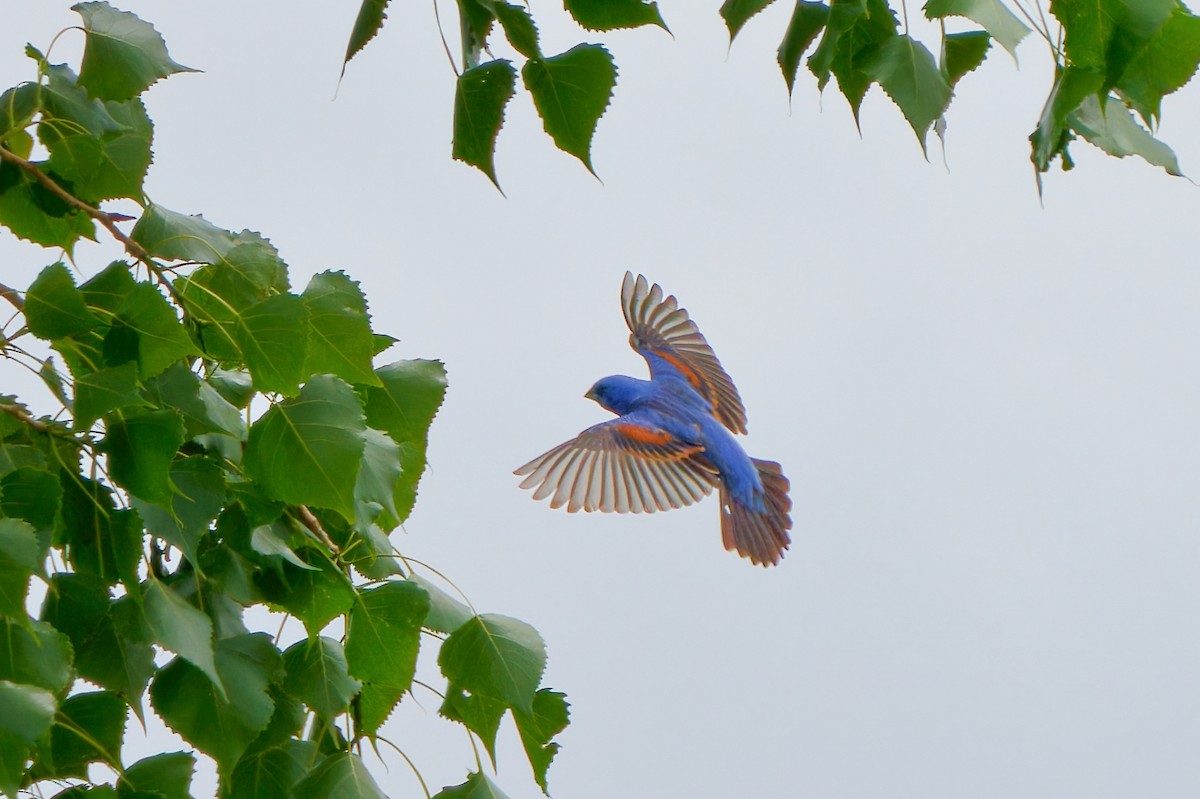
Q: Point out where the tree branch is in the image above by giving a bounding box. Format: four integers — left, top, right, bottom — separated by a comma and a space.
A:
0, 282, 24, 312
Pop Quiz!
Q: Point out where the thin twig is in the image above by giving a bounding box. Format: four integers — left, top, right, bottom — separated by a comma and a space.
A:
0, 399, 51, 432
297, 504, 339, 553
0, 282, 23, 312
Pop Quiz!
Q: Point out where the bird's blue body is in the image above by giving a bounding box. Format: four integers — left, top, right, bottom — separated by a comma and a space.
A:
516, 273, 791, 566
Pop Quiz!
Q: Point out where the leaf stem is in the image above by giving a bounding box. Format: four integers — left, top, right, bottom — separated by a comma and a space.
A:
0, 282, 24, 312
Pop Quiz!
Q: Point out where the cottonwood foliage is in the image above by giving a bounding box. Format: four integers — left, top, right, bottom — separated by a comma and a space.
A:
343, 0, 1200, 187
0, 4, 566, 798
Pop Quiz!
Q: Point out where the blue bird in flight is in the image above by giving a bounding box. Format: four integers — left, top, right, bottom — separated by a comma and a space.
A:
516, 273, 792, 566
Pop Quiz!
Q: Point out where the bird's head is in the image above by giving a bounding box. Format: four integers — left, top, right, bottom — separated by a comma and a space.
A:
585, 375, 648, 415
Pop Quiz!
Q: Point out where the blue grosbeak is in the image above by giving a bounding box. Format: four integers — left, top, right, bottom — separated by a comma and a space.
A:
515, 273, 792, 566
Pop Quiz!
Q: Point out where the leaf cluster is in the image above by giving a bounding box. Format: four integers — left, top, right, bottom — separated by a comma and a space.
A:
343, 0, 1200, 187
0, 4, 567, 798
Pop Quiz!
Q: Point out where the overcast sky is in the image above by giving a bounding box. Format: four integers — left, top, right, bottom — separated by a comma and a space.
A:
4, 2, 1200, 797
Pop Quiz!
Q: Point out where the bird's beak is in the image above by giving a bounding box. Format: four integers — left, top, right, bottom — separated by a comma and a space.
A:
584, 388, 597, 402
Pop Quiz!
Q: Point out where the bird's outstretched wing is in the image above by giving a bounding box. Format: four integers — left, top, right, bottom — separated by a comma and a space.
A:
621, 272, 748, 434
514, 416, 718, 513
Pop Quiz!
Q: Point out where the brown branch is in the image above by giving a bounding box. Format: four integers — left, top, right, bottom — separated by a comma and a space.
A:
0, 282, 23, 312
297, 504, 339, 553
0, 145, 156, 266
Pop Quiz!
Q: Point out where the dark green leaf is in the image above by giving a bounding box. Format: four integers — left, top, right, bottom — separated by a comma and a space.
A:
410, 573, 473, 633
440, 684, 506, 763
808, 0, 868, 87
0, 518, 40, 616
58, 474, 140, 588
1119, 6, 1200, 124
452, 61, 517, 189
864, 34, 952, 151
36, 690, 126, 779
0, 83, 37, 140
1, 466, 61, 542
292, 752, 387, 799
567, 0, 668, 31
39, 356, 72, 409
1068, 92, 1181, 174
924, 0, 1030, 59
778, 1, 830, 94
228, 740, 316, 799
523, 44, 616, 175
433, 770, 512, 799
256, 552, 356, 636
344, 0, 391, 70
301, 271, 380, 387
104, 408, 184, 506
114, 282, 199, 378
150, 633, 278, 780
80, 260, 137, 316
0, 618, 73, 692
236, 293, 310, 395
439, 614, 546, 715
146, 363, 245, 439
245, 375, 365, 520
1030, 65, 1104, 173
942, 30, 991, 89
0, 680, 56, 799
144, 578, 223, 695
25, 262, 101, 340
73, 362, 146, 430
0, 160, 96, 251
117, 751, 195, 799
721, 0, 777, 41
74, 1, 197, 101
360, 360, 447, 523
131, 455, 225, 566
494, 3, 541, 58
513, 690, 570, 793
281, 637, 361, 718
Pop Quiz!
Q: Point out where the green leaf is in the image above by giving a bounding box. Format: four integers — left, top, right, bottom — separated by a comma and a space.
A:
0, 518, 40, 617
1030, 65, 1104, 173
208, 367, 255, 409
811, 0, 898, 120
257, 552, 357, 636
301, 271, 380, 387
0, 680, 56, 799
73, 362, 146, 430
104, 408, 184, 506
344, 581, 428, 732
354, 428, 402, 531
0, 160, 96, 251
808, 0, 867, 87
40, 63, 124, 137
513, 689, 570, 794
1051, 0, 1174, 88
146, 363, 246, 440
359, 360, 447, 523
150, 633, 278, 780
144, 578, 223, 696
228, 740, 316, 799
343, 0, 391, 70
35, 690, 126, 779
1, 467, 61, 542
433, 771, 512, 799
281, 637, 361, 718
566, 0, 668, 31
1068, 92, 1181, 174
131, 455, 226, 566
1119, 6, 1200, 124
0, 83, 37, 141
42, 97, 153, 202
249, 521, 318, 571
58, 476, 141, 588
410, 574, 473, 633
292, 752, 387, 799
439, 614, 546, 715
117, 751, 195, 799
74, 1, 197, 101
924, 0, 1030, 60
25, 262, 101, 340
80, 260, 137, 315
452, 61, 518, 190
721, 0, 778, 41
236, 293, 311, 395
942, 30, 991, 89
778, 1, 830, 94
523, 44, 616, 176
245, 375, 365, 520
114, 282, 200, 378
864, 34, 952, 151
0, 618, 73, 692
440, 683, 506, 763
494, 3, 542, 58
130, 204, 246, 264
39, 356, 73, 410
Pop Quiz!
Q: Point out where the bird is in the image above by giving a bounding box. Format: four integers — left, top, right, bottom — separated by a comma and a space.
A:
514, 272, 792, 566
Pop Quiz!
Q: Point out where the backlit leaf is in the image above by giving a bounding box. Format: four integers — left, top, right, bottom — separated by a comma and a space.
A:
74, 1, 197, 101
440, 684, 506, 763
1119, 6, 1200, 124
228, 740, 315, 799
114, 282, 199, 378
256, 551, 357, 636
495, 3, 541, 58
924, 0, 1030, 59
523, 45, 616, 175
1068, 93, 1181, 174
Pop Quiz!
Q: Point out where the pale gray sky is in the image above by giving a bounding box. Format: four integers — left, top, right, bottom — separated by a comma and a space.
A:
3, 2, 1200, 797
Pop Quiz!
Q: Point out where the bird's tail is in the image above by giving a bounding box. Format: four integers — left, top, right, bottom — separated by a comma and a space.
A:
719, 459, 792, 567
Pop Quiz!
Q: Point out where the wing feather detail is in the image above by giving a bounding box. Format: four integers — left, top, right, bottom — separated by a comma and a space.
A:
621, 272, 749, 434
515, 419, 718, 513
